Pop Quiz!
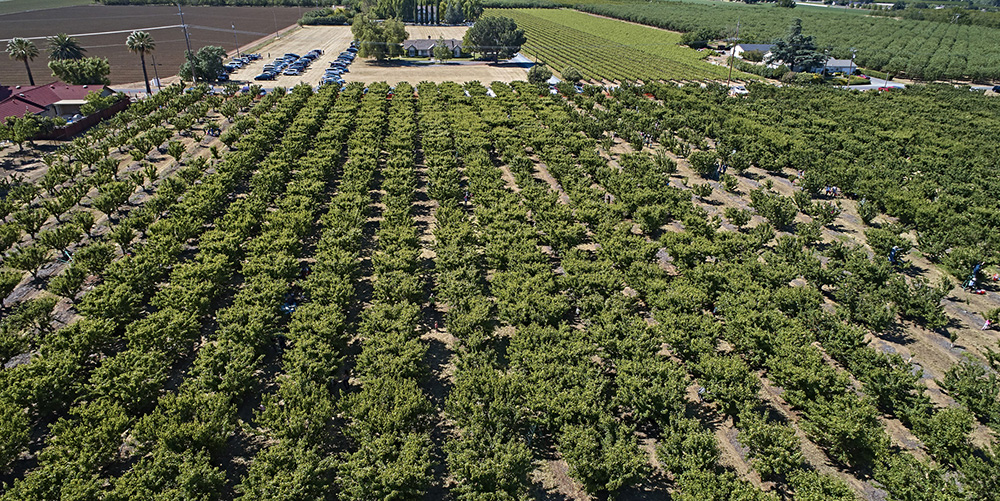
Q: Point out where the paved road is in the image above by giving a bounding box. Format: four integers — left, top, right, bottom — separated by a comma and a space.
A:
844, 77, 905, 91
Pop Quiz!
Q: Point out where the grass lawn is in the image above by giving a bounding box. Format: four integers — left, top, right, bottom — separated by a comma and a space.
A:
0, 0, 92, 16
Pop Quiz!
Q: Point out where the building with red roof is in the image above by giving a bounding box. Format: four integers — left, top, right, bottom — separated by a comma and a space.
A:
0, 81, 114, 121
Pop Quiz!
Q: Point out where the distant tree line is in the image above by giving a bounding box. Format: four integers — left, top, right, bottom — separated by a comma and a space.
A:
479, 0, 557, 7
96, 0, 336, 5
869, 4, 1000, 29
300, 0, 482, 24
299, 7, 355, 25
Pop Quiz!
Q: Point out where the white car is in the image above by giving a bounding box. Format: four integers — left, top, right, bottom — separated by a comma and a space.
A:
729, 84, 749, 95
283, 68, 301, 76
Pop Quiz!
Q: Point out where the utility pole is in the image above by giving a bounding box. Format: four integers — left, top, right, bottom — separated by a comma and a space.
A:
232, 24, 241, 58
848, 47, 856, 82
178, 3, 197, 83
151, 52, 162, 91
273, 10, 280, 39
726, 20, 740, 89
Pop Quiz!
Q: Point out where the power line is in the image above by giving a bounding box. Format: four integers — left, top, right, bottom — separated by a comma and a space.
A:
0, 25, 182, 42
80, 38, 187, 49
187, 24, 271, 36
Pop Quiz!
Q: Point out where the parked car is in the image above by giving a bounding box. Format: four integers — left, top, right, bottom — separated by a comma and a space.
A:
255, 72, 276, 80
877, 86, 897, 91
216, 72, 229, 82
993, 85, 1000, 92
283, 68, 301, 75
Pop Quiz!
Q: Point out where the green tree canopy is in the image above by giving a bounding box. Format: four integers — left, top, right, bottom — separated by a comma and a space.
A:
767, 19, 826, 71
48, 57, 111, 85
463, 15, 526, 62
47, 33, 86, 60
442, 0, 465, 24
6, 38, 39, 86
0, 115, 40, 151
351, 15, 408, 61
527, 63, 552, 84
126, 30, 156, 95
432, 38, 454, 62
561, 65, 582, 82
179, 46, 227, 82
681, 28, 720, 48
462, 0, 483, 22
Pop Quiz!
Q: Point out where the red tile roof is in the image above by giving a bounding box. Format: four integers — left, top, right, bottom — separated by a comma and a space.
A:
0, 95, 47, 120
0, 81, 111, 120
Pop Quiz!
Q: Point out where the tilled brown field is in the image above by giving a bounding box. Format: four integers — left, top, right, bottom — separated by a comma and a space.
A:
0, 5, 302, 86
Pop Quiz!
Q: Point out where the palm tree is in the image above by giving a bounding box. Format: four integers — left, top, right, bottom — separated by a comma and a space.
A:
6, 38, 39, 86
126, 31, 156, 95
47, 33, 86, 60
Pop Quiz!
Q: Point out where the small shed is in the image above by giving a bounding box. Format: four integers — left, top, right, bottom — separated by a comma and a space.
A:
817, 58, 855, 74
733, 43, 776, 59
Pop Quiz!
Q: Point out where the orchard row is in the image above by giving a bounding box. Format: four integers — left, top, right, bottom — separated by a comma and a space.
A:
1, 80, 998, 499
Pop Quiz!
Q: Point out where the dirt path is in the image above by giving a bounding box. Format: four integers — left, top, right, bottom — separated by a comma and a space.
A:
758, 378, 886, 500
531, 157, 571, 205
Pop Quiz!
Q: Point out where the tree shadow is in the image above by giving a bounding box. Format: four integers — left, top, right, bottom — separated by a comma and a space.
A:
877, 323, 916, 346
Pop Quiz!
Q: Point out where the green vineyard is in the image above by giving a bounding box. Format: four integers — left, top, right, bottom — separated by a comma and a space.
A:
0, 79, 998, 499
487, 8, 741, 82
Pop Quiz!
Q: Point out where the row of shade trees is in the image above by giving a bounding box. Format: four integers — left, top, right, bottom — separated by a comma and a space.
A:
5, 31, 156, 94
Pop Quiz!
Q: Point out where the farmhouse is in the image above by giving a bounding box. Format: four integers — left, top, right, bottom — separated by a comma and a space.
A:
0, 81, 114, 121
403, 38, 463, 58
817, 58, 855, 74
732, 43, 776, 59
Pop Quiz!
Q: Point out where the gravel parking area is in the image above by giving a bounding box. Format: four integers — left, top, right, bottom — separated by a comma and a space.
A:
227, 25, 529, 87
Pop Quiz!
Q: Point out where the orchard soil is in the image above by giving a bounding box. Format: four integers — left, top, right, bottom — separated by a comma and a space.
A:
2, 81, 998, 499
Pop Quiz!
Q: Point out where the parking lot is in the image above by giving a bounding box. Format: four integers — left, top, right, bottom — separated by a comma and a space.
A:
225, 25, 529, 87
226, 26, 356, 88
